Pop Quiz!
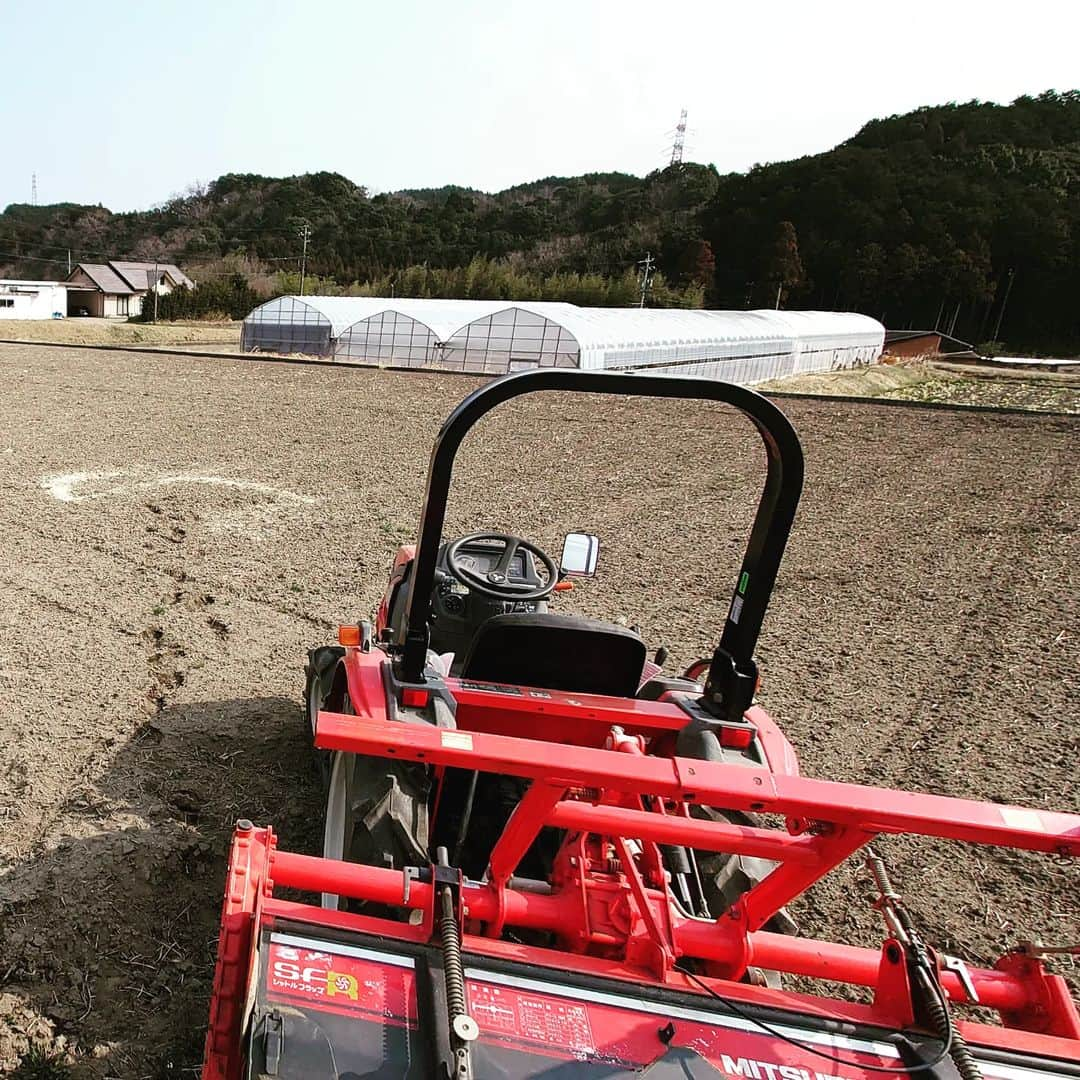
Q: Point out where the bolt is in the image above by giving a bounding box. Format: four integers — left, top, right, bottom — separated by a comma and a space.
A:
237, 819, 254, 832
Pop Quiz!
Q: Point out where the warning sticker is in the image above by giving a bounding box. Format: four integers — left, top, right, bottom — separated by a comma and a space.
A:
518, 996, 595, 1051
465, 968, 907, 1075
459, 680, 524, 696
729, 594, 744, 624
1000, 806, 1045, 831
468, 980, 596, 1054
441, 730, 474, 751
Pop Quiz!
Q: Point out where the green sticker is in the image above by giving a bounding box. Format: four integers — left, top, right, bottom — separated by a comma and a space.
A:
738, 571, 750, 596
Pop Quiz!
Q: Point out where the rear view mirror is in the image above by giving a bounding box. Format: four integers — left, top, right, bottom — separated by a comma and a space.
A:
560, 533, 600, 577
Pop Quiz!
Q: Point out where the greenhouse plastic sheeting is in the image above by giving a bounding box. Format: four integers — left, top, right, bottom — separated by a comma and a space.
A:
242, 296, 885, 383
336, 299, 516, 367
241, 297, 395, 356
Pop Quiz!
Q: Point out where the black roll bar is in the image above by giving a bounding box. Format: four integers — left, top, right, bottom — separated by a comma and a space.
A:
398, 370, 804, 720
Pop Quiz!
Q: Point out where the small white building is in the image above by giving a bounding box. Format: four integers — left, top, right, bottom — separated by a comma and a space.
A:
0, 280, 67, 320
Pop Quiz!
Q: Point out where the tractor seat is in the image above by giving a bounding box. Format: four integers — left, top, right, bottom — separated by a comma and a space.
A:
458, 612, 647, 699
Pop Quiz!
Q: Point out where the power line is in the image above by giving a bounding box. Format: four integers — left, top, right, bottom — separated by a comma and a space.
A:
0, 250, 70, 267
0, 223, 318, 262
0, 234, 258, 259
0, 245, 299, 279
1, 213, 324, 286
0, 252, 255, 283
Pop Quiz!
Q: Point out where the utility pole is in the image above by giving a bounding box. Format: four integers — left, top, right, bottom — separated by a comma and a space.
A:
298, 223, 312, 296
637, 252, 655, 308
67, 250, 71, 275
948, 300, 960, 338
153, 259, 160, 322
31, 173, 37, 206
775, 282, 783, 309
991, 268, 1015, 344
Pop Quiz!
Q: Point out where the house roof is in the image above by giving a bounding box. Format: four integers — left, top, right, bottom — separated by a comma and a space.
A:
163, 264, 195, 289
69, 264, 135, 294
65, 261, 195, 294
884, 329, 974, 351
111, 261, 194, 291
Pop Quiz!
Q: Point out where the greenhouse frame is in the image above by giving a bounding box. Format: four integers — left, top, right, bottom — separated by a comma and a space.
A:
241, 296, 885, 383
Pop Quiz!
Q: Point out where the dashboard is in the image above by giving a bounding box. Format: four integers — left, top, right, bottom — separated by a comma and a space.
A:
454, 548, 527, 579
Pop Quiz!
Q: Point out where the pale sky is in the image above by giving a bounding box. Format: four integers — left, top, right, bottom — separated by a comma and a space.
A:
2, 0, 1077, 212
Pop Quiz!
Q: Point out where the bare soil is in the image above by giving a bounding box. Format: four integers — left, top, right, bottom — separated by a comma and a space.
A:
0, 319, 240, 349
0, 344, 1076, 1076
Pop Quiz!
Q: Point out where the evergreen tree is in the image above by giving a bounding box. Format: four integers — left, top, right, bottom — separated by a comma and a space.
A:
678, 239, 716, 288
757, 222, 805, 308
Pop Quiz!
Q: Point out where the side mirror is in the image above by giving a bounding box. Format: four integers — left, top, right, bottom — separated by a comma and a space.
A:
560, 533, 600, 577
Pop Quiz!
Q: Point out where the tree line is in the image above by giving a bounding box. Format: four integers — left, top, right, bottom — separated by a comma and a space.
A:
145, 256, 703, 321
2, 90, 1077, 353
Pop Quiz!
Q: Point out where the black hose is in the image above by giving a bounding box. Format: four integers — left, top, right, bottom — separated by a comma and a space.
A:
916, 968, 982, 1080
451, 771, 479, 867
866, 849, 982, 1080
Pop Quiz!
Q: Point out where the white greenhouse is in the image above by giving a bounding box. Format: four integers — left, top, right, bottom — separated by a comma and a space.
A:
241, 296, 391, 356
241, 296, 885, 384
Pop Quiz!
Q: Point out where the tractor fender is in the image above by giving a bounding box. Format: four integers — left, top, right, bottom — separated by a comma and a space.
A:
675, 719, 767, 769
673, 703, 798, 942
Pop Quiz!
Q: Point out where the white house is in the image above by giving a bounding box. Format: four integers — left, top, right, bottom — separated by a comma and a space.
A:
0, 280, 67, 320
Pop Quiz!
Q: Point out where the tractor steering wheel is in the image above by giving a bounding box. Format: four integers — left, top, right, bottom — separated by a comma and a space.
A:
445, 532, 558, 602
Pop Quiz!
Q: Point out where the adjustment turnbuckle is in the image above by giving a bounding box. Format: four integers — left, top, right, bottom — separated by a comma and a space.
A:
435, 847, 478, 1079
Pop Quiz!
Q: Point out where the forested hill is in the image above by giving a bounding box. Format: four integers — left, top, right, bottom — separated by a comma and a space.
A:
2, 90, 1078, 352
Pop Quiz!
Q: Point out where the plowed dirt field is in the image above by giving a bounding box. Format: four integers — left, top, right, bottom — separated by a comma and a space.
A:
0, 344, 1076, 1076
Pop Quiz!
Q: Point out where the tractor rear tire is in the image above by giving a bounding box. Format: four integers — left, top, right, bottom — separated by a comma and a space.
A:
304, 647, 345, 789
693, 804, 798, 936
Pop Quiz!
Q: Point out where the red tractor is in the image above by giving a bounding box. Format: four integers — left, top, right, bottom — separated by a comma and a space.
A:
203, 370, 1079, 1079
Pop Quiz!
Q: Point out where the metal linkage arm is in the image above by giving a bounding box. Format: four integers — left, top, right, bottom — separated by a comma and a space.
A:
315, 713, 1080, 859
